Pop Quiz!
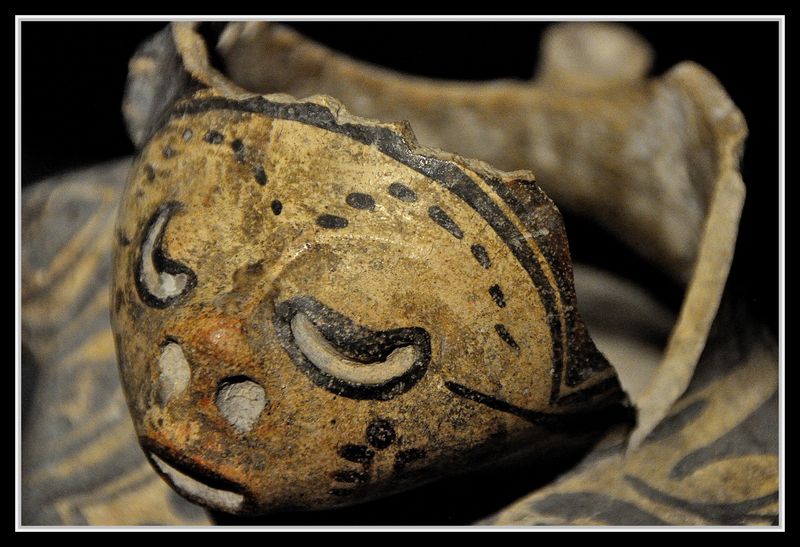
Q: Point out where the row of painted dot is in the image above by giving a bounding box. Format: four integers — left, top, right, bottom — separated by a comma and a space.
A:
330, 418, 425, 497
315, 180, 520, 352
195, 130, 285, 215
182, 129, 520, 352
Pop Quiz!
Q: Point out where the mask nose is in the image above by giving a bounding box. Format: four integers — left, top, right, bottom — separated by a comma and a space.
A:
153, 310, 269, 435
215, 376, 267, 433
157, 341, 191, 405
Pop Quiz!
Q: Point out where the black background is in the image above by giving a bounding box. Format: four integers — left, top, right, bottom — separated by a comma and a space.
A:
21, 20, 779, 333
20, 20, 780, 524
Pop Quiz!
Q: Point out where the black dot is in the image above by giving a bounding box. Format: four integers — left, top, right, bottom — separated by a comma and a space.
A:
366, 418, 396, 449
470, 244, 491, 268
338, 444, 375, 464
203, 131, 224, 144
388, 182, 417, 202
231, 139, 244, 153
428, 205, 464, 239
253, 166, 268, 185
346, 192, 376, 211
317, 214, 348, 229
331, 470, 369, 484
495, 324, 520, 350
116, 229, 130, 246
162, 145, 175, 159
271, 199, 283, 215
114, 288, 124, 314
144, 164, 156, 182
393, 448, 426, 472
489, 284, 507, 307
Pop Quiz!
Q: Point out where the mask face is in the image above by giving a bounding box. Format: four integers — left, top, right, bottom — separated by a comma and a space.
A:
111, 90, 626, 514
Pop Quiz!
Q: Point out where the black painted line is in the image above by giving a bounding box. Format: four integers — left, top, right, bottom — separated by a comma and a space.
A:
117, 230, 131, 247
470, 243, 491, 269
494, 324, 519, 350
477, 175, 612, 398
134, 202, 197, 309
624, 475, 778, 525
532, 492, 669, 526
163, 97, 565, 401
331, 470, 369, 484
230, 138, 245, 154
316, 214, 349, 229
273, 296, 431, 401
489, 284, 506, 308
554, 376, 622, 406
253, 165, 268, 185
428, 205, 463, 239
388, 182, 417, 202
445, 381, 629, 432
346, 192, 376, 211
230, 138, 247, 165
393, 448, 426, 472
141, 440, 247, 495
337, 444, 375, 465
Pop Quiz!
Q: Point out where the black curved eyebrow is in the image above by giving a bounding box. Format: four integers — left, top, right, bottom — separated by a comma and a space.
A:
134, 201, 197, 309
273, 296, 431, 401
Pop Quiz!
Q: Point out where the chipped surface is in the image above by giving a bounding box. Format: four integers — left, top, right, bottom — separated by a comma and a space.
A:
158, 343, 191, 405
215, 378, 266, 433
111, 22, 627, 515
20, 21, 772, 526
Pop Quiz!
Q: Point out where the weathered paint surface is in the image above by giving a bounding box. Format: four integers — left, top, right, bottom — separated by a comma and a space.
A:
111, 89, 626, 514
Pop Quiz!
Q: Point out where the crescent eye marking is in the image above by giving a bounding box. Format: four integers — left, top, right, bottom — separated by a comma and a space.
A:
134, 201, 197, 308
291, 313, 419, 385
273, 297, 431, 401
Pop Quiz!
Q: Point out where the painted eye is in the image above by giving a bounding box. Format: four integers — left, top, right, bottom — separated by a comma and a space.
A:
273, 297, 431, 400
135, 201, 197, 308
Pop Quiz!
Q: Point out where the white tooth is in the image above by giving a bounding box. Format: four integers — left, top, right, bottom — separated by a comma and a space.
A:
291, 313, 417, 385
150, 453, 244, 513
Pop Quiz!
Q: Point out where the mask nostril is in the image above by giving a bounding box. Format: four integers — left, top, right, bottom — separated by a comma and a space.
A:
215, 376, 266, 433
158, 342, 191, 405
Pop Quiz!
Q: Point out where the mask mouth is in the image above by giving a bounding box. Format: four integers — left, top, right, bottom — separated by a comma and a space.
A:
273, 296, 431, 401
145, 446, 248, 514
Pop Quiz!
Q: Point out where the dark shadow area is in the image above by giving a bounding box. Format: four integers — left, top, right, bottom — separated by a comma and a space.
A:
22, 21, 778, 334
210, 443, 589, 525
21, 21, 167, 184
